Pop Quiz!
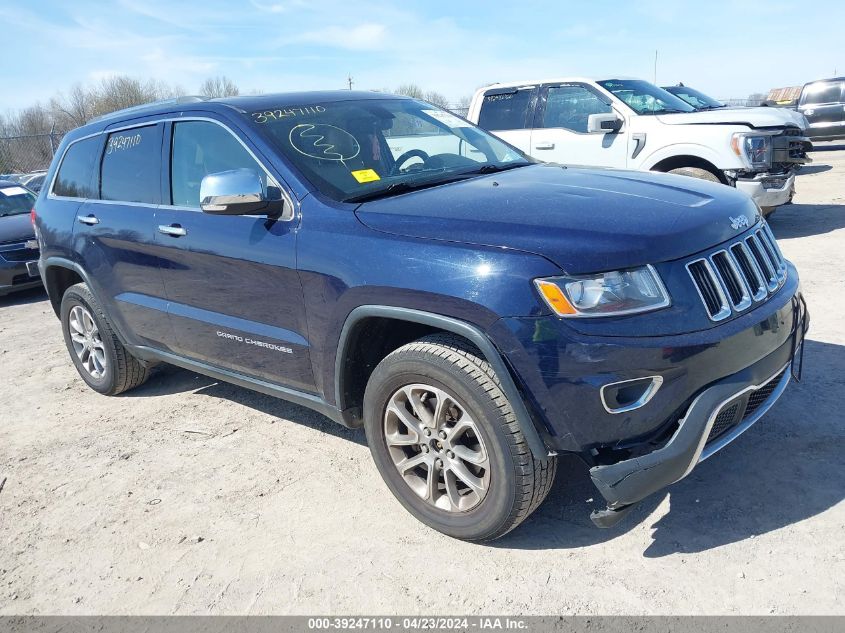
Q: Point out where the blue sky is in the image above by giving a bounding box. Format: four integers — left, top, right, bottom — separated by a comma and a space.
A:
3, 0, 844, 111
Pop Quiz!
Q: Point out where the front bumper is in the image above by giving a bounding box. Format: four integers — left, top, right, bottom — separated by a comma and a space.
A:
589, 295, 808, 527
0, 251, 42, 296
734, 172, 795, 208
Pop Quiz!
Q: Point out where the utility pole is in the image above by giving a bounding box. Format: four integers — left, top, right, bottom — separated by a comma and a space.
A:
347, 74, 354, 90
653, 50, 658, 84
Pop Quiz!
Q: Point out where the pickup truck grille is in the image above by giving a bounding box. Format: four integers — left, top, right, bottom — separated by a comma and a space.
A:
0, 242, 40, 262
686, 223, 787, 322
772, 127, 811, 167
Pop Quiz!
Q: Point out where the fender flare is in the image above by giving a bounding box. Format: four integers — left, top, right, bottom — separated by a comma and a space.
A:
335, 305, 552, 462
638, 143, 727, 173
40, 257, 93, 313
39, 257, 132, 345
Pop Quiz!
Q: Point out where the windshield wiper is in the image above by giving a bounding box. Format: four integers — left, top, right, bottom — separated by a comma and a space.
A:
464, 162, 531, 175
345, 175, 473, 203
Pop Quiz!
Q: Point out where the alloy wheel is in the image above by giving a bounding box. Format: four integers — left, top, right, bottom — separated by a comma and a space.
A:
68, 305, 107, 379
383, 383, 490, 512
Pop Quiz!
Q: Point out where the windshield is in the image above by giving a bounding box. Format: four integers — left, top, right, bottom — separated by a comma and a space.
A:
664, 86, 725, 110
0, 185, 35, 217
598, 79, 696, 115
243, 98, 531, 202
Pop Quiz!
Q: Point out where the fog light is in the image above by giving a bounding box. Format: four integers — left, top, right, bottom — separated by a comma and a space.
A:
600, 376, 663, 414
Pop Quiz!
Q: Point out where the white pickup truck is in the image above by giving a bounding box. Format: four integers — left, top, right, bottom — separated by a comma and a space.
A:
466, 77, 812, 214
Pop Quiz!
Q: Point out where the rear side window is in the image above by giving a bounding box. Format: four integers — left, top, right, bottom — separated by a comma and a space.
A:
170, 121, 267, 208
478, 88, 534, 131
101, 125, 161, 204
541, 85, 612, 132
52, 136, 101, 199
801, 81, 844, 105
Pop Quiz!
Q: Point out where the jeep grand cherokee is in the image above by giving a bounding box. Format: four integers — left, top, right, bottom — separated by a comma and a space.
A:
33, 93, 808, 540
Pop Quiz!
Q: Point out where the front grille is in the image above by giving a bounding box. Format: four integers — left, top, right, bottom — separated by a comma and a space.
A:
772, 127, 811, 166
705, 367, 788, 445
708, 403, 740, 441
687, 222, 787, 321
743, 370, 784, 419
0, 246, 39, 262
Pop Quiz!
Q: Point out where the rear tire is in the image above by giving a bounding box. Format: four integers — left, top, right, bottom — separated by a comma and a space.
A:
60, 282, 149, 395
363, 334, 556, 541
667, 166, 723, 183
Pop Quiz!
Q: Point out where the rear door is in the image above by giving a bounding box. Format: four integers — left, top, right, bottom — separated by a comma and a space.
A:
155, 117, 314, 392
475, 86, 537, 155
799, 80, 845, 138
529, 83, 628, 168
72, 122, 174, 349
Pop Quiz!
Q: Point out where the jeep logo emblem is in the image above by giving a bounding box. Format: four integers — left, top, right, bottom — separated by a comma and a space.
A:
730, 215, 749, 230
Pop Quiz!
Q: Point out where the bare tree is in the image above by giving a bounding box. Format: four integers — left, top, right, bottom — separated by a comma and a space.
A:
423, 91, 450, 108
199, 76, 240, 99
395, 83, 425, 99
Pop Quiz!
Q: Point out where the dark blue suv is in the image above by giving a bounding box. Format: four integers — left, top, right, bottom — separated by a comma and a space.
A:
34, 92, 808, 540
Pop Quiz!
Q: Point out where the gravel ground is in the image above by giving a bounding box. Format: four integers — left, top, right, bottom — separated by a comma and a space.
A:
1, 147, 843, 615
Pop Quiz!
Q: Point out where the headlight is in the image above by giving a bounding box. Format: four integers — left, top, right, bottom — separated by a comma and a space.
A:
731, 133, 772, 169
535, 265, 671, 318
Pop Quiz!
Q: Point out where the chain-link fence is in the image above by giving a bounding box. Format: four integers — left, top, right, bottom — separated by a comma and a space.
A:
0, 132, 64, 176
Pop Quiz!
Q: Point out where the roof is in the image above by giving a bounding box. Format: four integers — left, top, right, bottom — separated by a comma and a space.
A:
65, 90, 409, 142
477, 76, 641, 92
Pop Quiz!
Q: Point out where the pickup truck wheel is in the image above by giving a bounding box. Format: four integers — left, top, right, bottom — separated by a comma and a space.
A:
363, 334, 556, 541
60, 282, 149, 395
667, 166, 722, 183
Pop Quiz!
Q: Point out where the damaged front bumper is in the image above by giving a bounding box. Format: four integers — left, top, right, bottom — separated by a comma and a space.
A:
589, 298, 808, 528
733, 171, 795, 208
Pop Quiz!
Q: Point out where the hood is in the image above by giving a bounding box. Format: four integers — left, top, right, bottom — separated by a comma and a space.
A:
0, 213, 35, 245
721, 106, 807, 130
354, 164, 760, 274
655, 108, 798, 129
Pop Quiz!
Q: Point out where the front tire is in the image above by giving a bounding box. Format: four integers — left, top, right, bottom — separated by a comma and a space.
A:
667, 166, 723, 183
363, 334, 556, 541
60, 283, 149, 395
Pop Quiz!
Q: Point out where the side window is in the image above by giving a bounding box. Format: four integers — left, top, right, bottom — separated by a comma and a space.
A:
52, 136, 101, 199
541, 86, 612, 133
478, 88, 533, 131
170, 121, 266, 208
100, 125, 161, 204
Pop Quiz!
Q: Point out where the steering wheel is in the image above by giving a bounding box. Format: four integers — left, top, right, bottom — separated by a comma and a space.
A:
390, 149, 430, 176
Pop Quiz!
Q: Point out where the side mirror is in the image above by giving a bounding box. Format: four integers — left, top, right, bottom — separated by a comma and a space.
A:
587, 113, 623, 134
200, 169, 287, 218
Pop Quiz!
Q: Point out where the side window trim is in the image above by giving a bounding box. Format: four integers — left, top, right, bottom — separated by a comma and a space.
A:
50, 116, 295, 217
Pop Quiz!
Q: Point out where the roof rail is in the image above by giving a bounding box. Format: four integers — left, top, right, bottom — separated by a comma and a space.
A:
90, 96, 209, 124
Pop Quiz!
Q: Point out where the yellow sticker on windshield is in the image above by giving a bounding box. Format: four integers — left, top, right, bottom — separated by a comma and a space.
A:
351, 169, 381, 183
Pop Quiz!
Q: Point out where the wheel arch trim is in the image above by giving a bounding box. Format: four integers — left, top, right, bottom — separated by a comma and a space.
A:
335, 305, 552, 462
40, 257, 97, 317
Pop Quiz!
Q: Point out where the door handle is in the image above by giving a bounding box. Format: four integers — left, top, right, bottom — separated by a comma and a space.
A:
534, 142, 555, 150
77, 215, 100, 226
158, 224, 187, 237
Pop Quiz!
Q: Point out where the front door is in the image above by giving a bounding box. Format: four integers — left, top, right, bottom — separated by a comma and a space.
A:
530, 83, 629, 168
155, 118, 315, 392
